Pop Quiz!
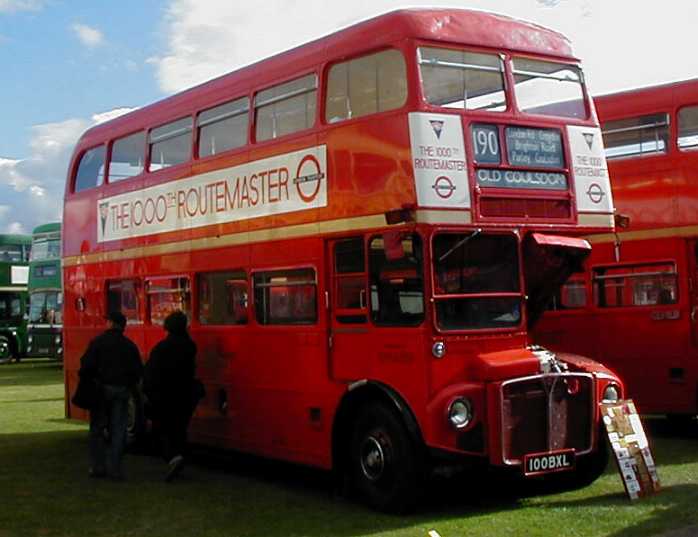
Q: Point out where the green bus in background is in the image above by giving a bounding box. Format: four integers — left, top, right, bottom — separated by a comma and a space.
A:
26, 223, 62, 361
0, 234, 31, 363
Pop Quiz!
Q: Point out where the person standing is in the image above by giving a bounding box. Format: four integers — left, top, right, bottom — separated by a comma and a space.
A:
144, 310, 199, 482
78, 311, 143, 480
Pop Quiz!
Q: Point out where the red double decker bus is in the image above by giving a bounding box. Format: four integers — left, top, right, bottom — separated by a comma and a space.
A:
537, 79, 698, 423
63, 9, 622, 511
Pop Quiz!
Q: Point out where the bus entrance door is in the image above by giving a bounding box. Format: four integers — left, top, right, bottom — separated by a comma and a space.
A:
327, 238, 371, 381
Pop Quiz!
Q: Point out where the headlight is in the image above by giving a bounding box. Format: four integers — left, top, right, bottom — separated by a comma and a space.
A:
57, 347, 63, 354
448, 398, 473, 429
602, 383, 620, 403
55, 335, 61, 345
432, 341, 446, 359
28, 335, 33, 343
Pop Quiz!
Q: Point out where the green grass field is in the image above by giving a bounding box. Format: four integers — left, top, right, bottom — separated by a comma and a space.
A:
1, 361, 696, 537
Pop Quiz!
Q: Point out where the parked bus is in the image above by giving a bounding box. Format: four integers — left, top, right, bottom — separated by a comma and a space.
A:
536, 78, 698, 422
0, 234, 31, 362
26, 223, 63, 361
62, 9, 623, 511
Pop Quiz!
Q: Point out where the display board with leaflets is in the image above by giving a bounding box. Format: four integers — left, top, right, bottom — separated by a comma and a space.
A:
601, 400, 660, 500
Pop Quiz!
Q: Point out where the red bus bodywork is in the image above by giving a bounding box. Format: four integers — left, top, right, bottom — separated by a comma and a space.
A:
536, 79, 698, 418
63, 9, 621, 510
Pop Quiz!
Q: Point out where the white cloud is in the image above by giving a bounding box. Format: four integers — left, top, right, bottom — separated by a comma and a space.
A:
0, 107, 136, 234
152, 0, 698, 97
0, 0, 43, 12
5, 221, 25, 234
71, 23, 105, 48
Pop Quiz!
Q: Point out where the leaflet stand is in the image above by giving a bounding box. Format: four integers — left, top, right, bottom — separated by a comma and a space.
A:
601, 400, 660, 500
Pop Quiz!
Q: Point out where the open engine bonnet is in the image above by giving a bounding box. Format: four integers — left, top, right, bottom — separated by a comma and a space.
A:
523, 232, 591, 328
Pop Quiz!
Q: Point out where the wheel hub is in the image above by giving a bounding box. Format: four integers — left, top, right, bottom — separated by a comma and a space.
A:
360, 435, 385, 481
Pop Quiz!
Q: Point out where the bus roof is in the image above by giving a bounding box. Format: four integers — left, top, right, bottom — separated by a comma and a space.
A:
595, 78, 698, 120
0, 234, 31, 246
74, 8, 574, 149
32, 223, 61, 235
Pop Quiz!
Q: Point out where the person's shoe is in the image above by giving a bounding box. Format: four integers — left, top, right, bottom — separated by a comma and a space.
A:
165, 455, 184, 482
89, 468, 106, 479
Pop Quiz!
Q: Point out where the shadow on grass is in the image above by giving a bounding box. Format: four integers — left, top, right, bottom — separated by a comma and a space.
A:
0, 361, 63, 388
538, 484, 698, 537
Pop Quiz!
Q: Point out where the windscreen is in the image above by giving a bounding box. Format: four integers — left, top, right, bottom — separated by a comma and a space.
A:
432, 232, 522, 330
29, 291, 62, 324
0, 292, 23, 322
512, 58, 587, 119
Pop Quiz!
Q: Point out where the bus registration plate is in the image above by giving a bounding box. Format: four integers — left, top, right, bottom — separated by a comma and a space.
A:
524, 449, 575, 476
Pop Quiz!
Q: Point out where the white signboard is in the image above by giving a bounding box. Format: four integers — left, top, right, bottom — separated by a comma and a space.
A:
97, 146, 327, 243
408, 113, 470, 209
567, 126, 614, 214
10, 265, 28, 285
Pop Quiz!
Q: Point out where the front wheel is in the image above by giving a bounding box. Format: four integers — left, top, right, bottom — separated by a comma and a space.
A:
350, 403, 423, 513
0, 337, 10, 363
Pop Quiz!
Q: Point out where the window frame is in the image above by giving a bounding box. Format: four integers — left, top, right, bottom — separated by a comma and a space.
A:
196, 96, 251, 160
252, 266, 318, 326
147, 116, 194, 172
417, 44, 508, 113
601, 112, 671, 160
254, 73, 318, 142
107, 130, 147, 184
73, 144, 107, 193
145, 275, 191, 325
592, 262, 679, 308
677, 103, 698, 151
106, 278, 143, 325
325, 47, 409, 124
196, 269, 250, 326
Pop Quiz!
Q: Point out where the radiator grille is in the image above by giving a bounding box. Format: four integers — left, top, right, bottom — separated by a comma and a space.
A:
501, 374, 594, 463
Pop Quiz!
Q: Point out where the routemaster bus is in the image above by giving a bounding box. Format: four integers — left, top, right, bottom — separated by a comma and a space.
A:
536, 78, 698, 423
0, 234, 31, 363
62, 8, 623, 511
27, 223, 63, 361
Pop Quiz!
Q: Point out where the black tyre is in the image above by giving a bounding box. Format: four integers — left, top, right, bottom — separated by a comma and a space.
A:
0, 336, 10, 363
350, 403, 422, 513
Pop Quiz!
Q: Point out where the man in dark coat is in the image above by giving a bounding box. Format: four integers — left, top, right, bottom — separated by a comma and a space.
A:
144, 310, 198, 481
79, 311, 143, 480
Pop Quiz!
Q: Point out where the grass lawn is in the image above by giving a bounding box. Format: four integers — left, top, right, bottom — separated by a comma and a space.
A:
1, 361, 697, 537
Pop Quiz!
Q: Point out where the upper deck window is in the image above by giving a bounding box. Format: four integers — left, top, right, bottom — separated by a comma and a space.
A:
512, 58, 586, 119
149, 117, 192, 171
198, 97, 249, 158
31, 238, 60, 261
418, 47, 506, 112
0, 244, 25, 262
109, 131, 145, 182
678, 105, 698, 150
602, 113, 669, 159
74, 145, 106, 192
325, 49, 407, 123
255, 74, 317, 142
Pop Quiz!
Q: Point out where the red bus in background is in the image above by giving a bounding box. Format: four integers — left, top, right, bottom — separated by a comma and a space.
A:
63, 9, 622, 511
536, 79, 698, 422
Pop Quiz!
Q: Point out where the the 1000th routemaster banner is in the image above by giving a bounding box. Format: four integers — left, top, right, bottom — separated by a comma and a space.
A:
97, 145, 327, 243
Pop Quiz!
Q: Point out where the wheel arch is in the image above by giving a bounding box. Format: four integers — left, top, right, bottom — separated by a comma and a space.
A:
331, 380, 424, 474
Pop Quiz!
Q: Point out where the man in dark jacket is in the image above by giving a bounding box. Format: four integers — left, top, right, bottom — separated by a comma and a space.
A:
144, 310, 199, 482
79, 311, 142, 480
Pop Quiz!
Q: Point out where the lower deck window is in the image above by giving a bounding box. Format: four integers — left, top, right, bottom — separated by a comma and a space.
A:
594, 263, 678, 307
198, 270, 248, 325
369, 233, 424, 326
146, 277, 190, 324
253, 268, 317, 325
107, 279, 141, 324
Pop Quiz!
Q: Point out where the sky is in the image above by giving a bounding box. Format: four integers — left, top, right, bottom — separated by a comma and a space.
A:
2, 0, 698, 235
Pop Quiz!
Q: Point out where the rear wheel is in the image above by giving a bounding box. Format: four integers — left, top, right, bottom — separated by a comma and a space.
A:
350, 403, 422, 513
